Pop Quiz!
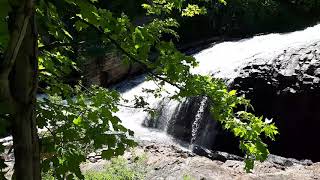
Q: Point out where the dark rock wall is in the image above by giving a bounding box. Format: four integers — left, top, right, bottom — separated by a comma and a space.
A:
231, 41, 320, 161
149, 41, 320, 162
153, 97, 242, 155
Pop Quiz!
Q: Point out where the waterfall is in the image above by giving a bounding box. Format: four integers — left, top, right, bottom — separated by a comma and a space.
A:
191, 97, 208, 145
116, 24, 320, 149
114, 76, 181, 144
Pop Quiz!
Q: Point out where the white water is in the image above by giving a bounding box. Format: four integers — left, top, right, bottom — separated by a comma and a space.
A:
117, 24, 320, 145
115, 77, 180, 144
191, 97, 208, 144
193, 24, 320, 80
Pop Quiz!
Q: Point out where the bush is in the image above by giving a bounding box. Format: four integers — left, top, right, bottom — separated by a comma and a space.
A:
177, 0, 320, 43
85, 155, 148, 180
43, 153, 148, 180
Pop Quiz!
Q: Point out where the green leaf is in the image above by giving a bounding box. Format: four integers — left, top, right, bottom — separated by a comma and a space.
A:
62, 29, 73, 39
218, 0, 227, 5
181, 4, 206, 17
74, 21, 89, 31
73, 116, 82, 126
229, 90, 237, 96
102, 149, 114, 160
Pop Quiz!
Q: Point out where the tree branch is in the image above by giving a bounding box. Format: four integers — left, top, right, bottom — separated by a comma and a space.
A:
39, 41, 86, 51
1, 11, 31, 75
0, 3, 32, 113
77, 18, 184, 90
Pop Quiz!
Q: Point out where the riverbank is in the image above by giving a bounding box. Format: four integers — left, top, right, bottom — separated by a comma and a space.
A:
80, 141, 320, 180
2, 136, 320, 179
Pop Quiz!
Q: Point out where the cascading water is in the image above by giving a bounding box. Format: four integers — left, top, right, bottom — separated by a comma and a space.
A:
114, 76, 181, 144
116, 24, 320, 150
190, 97, 208, 145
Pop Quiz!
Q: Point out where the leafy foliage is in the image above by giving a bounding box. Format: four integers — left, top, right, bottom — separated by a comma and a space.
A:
38, 86, 136, 179
0, 0, 279, 178
207, 0, 320, 35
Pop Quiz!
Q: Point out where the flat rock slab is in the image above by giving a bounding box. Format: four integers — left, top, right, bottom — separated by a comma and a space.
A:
81, 142, 320, 180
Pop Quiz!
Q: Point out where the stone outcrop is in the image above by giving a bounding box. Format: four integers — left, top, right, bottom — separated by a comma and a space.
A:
142, 143, 320, 180
230, 41, 320, 162
81, 142, 320, 180
84, 53, 144, 87
161, 96, 242, 156
148, 40, 320, 163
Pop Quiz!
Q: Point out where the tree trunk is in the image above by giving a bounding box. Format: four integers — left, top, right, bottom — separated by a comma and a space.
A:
10, 10, 40, 180
0, 0, 40, 179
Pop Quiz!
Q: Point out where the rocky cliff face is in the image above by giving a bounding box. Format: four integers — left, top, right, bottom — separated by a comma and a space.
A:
84, 53, 144, 87
230, 41, 320, 161
83, 38, 320, 165
151, 40, 320, 162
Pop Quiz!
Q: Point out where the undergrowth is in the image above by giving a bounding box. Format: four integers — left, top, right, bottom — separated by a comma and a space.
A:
43, 152, 148, 180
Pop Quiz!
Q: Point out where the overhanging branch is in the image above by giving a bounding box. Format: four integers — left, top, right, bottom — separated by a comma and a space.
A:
78, 18, 183, 90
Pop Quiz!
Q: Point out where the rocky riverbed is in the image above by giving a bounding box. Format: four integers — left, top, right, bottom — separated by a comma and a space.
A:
2, 137, 319, 179
80, 141, 320, 180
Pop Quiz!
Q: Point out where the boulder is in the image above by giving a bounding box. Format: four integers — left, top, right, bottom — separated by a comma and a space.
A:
230, 41, 320, 162
192, 145, 243, 162
158, 41, 320, 163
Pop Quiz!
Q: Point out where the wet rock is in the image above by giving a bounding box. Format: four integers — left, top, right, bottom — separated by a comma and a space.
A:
88, 157, 97, 163
192, 145, 243, 162
145, 143, 157, 150
267, 155, 296, 167
300, 159, 313, 166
